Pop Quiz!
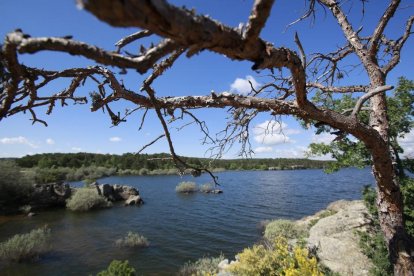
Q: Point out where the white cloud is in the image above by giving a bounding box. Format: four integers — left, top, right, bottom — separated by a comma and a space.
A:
71, 147, 82, 152
253, 120, 300, 146
0, 136, 38, 148
109, 136, 122, 142
230, 75, 260, 95
254, 146, 273, 153
312, 133, 336, 145
46, 138, 55, 145
274, 147, 307, 158
399, 130, 414, 157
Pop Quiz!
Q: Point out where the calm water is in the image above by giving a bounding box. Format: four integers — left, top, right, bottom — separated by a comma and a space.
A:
0, 169, 374, 275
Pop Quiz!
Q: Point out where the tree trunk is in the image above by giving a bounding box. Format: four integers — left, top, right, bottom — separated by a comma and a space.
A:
369, 72, 414, 274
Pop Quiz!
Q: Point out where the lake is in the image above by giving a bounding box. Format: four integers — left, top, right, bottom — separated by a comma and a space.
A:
0, 168, 374, 275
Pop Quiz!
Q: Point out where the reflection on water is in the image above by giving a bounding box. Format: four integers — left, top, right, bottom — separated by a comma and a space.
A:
0, 168, 374, 275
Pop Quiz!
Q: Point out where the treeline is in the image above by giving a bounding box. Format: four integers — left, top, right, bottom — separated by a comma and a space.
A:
15, 152, 331, 171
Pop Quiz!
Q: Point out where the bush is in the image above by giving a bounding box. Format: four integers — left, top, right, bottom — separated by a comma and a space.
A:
115, 232, 149, 248
178, 254, 224, 276
0, 226, 51, 262
0, 161, 33, 210
264, 219, 308, 241
66, 188, 112, 211
97, 260, 136, 276
401, 177, 414, 237
199, 183, 214, 193
175, 181, 197, 193
226, 237, 323, 275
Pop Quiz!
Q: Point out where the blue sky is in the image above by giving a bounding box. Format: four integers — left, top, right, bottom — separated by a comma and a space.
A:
0, 0, 413, 159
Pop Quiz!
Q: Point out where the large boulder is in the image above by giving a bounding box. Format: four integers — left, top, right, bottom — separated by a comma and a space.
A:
305, 200, 374, 275
90, 182, 142, 205
29, 182, 72, 209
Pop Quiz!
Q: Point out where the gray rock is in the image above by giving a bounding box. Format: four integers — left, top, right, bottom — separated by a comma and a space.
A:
306, 200, 374, 276
29, 182, 72, 209
124, 195, 144, 206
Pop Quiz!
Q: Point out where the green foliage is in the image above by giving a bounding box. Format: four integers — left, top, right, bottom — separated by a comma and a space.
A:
66, 188, 112, 211
308, 210, 337, 228
226, 237, 323, 276
16, 152, 331, 173
0, 226, 51, 262
178, 254, 224, 276
97, 260, 136, 276
361, 186, 393, 275
264, 219, 308, 241
401, 178, 414, 237
115, 232, 149, 248
175, 182, 198, 193
0, 160, 33, 211
309, 77, 414, 173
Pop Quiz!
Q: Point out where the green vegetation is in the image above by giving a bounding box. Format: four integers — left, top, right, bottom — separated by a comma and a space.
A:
115, 232, 149, 248
0, 160, 33, 213
360, 186, 393, 275
264, 219, 308, 241
178, 254, 224, 276
0, 226, 51, 262
226, 237, 323, 275
97, 260, 136, 276
66, 188, 112, 212
175, 181, 198, 193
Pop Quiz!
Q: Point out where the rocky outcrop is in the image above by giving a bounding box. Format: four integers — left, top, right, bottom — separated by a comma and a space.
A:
90, 182, 143, 206
299, 200, 374, 275
28, 182, 72, 209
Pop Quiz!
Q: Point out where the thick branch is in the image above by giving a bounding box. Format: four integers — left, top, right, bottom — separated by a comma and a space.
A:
115, 30, 152, 53
351, 85, 393, 118
307, 83, 368, 93
369, 0, 401, 57
244, 0, 275, 44
16, 34, 179, 74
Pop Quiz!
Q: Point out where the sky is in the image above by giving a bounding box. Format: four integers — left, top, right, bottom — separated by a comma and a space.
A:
0, 0, 413, 159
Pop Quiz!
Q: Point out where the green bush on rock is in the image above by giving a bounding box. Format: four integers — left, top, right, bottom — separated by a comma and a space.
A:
66, 188, 112, 211
178, 254, 224, 276
264, 219, 308, 241
115, 232, 149, 248
175, 181, 197, 193
0, 226, 51, 262
97, 260, 136, 276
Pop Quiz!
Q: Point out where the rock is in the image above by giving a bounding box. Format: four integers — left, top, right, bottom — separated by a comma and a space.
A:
90, 183, 141, 203
306, 200, 374, 275
113, 184, 139, 201
97, 184, 115, 201
29, 182, 72, 209
124, 195, 144, 206
218, 259, 229, 270
27, 212, 36, 217
211, 189, 223, 194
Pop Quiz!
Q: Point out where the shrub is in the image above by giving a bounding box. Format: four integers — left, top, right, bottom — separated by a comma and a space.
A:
226, 237, 323, 275
66, 188, 112, 211
178, 254, 224, 276
199, 183, 214, 193
264, 219, 308, 241
0, 161, 33, 210
401, 177, 414, 237
97, 260, 136, 276
0, 226, 51, 262
175, 181, 197, 193
115, 232, 149, 248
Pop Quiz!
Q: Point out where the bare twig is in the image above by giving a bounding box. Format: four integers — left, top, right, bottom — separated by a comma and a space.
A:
137, 134, 165, 154
115, 30, 152, 53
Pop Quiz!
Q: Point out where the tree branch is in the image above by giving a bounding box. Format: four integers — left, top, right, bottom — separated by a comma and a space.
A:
115, 30, 152, 53
244, 0, 275, 44
351, 85, 393, 118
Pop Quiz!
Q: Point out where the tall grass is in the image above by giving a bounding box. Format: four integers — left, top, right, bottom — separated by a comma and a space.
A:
0, 226, 51, 262
175, 182, 197, 193
115, 232, 149, 248
264, 219, 308, 241
66, 188, 112, 211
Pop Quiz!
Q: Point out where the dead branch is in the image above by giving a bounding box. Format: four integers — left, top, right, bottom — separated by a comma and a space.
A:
115, 30, 152, 53
137, 134, 165, 154
244, 0, 275, 44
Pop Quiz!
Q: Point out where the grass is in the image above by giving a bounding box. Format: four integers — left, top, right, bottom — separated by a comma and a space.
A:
175, 181, 198, 193
178, 254, 224, 276
66, 188, 112, 211
0, 226, 51, 262
264, 219, 308, 241
97, 260, 136, 276
115, 232, 149, 248
309, 209, 337, 228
